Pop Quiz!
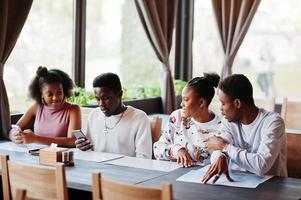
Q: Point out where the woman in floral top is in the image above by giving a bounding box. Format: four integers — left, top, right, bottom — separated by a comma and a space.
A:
153, 73, 221, 167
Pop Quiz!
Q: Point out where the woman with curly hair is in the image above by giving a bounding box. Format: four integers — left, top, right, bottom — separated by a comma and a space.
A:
9, 66, 81, 147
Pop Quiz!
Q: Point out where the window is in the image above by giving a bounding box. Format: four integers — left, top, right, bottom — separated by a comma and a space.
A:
193, 0, 301, 101
85, 0, 162, 97
193, 1, 223, 78
233, 0, 301, 101
4, 1, 73, 113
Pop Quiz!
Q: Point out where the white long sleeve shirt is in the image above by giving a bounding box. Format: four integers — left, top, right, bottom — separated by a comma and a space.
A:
154, 109, 221, 162
86, 106, 152, 159
212, 109, 287, 176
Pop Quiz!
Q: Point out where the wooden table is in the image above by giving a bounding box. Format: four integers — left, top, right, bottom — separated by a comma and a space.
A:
139, 167, 301, 200
0, 142, 300, 200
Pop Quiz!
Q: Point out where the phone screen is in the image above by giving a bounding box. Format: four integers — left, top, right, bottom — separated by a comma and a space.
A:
72, 130, 86, 139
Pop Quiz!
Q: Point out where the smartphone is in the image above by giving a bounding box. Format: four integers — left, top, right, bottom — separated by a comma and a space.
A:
28, 148, 40, 156
72, 130, 86, 140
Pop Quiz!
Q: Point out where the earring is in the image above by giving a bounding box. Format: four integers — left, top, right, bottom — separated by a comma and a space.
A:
41, 96, 45, 104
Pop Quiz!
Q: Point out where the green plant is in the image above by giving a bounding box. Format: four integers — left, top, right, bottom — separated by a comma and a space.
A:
122, 84, 161, 100
67, 87, 96, 106
123, 80, 186, 100
68, 80, 186, 106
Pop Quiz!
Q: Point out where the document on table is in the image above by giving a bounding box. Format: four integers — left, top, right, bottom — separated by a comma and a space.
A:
0, 142, 47, 153
176, 165, 273, 188
105, 156, 181, 172
73, 149, 124, 162
286, 128, 301, 134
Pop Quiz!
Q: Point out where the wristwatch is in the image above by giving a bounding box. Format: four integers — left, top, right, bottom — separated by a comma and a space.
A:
222, 143, 229, 157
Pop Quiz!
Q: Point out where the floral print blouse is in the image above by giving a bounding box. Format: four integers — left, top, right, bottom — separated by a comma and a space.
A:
153, 109, 221, 162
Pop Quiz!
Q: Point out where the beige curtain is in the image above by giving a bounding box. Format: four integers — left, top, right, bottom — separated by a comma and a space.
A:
0, 0, 33, 138
135, 0, 178, 114
212, 0, 261, 79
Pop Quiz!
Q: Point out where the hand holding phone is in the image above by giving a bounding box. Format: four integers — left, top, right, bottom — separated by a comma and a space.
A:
72, 130, 86, 139
73, 130, 93, 151
9, 125, 23, 144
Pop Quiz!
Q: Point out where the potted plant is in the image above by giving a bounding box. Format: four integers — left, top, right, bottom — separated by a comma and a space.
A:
67, 87, 96, 107
68, 80, 187, 113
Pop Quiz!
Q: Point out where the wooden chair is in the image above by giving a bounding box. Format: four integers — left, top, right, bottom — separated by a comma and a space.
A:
151, 116, 162, 144
92, 172, 173, 200
281, 98, 301, 130
151, 116, 162, 159
281, 98, 301, 178
1, 155, 68, 200
254, 97, 275, 112
80, 107, 94, 133
15, 189, 26, 200
286, 132, 301, 178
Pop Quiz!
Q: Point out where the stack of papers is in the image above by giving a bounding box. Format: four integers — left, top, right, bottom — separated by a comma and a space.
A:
105, 156, 181, 172
176, 165, 273, 188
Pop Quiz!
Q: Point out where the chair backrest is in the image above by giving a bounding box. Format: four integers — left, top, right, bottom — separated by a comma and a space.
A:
150, 116, 162, 159
151, 116, 162, 144
281, 98, 301, 130
1, 155, 68, 200
92, 172, 173, 200
282, 98, 301, 177
15, 189, 26, 200
286, 132, 301, 178
81, 107, 94, 133
254, 98, 275, 112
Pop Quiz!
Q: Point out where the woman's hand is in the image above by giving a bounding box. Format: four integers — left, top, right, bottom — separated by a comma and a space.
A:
21, 129, 36, 144
9, 126, 23, 144
177, 148, 196, 168
202, 155, 233, 184
75, 138, 93, 151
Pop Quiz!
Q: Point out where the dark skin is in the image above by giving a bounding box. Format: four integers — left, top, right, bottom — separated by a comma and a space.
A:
75, 86, 125, 151
203, 90, 259, 184
202, 154, 233, 184
177, 86, 215, 168
9, 82, 80, 147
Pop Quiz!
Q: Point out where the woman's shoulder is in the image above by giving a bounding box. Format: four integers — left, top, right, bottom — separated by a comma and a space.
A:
213, 113, 222, 124
170, 109, 183, 118
168, 109, 183, 125
67, 102, 80, 110
64, 102, 79, 113
27, 103, 39, 114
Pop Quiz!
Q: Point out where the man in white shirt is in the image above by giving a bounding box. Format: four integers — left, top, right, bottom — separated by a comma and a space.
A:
75, 73, 152, 159
203, 74, 287, 184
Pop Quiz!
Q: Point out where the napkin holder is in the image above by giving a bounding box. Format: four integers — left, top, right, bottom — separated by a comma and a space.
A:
39, 147, 67, 166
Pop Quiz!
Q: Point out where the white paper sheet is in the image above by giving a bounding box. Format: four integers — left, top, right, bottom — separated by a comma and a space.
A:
176, 165, 273, 188
286, 128, 301, 134
0, 142, 48, 153
105, 156, 181, 172
73, 149, 124, 162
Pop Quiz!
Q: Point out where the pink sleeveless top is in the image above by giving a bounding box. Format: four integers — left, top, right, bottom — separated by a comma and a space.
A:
34, 102, 72, 137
